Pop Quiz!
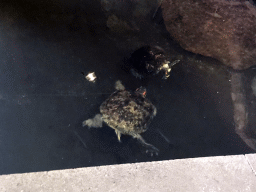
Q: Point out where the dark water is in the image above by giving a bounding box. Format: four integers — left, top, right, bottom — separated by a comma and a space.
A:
0, 1, 255, 175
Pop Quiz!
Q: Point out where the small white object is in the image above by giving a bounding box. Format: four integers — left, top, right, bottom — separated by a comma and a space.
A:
85, 72, 97, 82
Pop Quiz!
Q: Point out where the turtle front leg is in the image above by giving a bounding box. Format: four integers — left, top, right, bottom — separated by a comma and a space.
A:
132, 134, 159, 156
82, 114, 103, 128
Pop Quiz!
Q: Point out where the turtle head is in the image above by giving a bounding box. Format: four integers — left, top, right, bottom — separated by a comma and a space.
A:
135, 87, 147, 98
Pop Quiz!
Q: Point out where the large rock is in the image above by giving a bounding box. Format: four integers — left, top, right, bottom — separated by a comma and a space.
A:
161, 0, 256, 70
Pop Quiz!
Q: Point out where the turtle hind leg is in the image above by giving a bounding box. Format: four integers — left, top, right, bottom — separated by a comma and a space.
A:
83, 114, 103, 128
132, 134, 159, 156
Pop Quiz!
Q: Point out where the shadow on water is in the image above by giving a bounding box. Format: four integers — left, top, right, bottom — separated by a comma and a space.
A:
0, 0, 255, 175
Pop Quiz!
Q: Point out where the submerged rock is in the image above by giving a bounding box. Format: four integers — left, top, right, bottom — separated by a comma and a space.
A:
252, 76, 256, 96
231, 72, 256, 151
101, 0, 162, 32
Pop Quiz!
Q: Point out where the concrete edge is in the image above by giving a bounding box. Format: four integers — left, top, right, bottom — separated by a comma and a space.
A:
1, 154, 256, 192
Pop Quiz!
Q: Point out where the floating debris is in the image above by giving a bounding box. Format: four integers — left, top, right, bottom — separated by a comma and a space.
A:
85, 72, 97, 82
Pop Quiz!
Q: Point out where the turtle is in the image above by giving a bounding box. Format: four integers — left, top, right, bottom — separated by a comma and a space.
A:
125, 45, 180, 79
83, 80, 159, 156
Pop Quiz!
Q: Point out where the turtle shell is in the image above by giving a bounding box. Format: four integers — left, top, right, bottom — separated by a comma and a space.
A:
100, 88, 157, 136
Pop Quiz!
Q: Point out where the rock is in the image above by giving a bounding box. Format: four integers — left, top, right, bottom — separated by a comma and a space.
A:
99, 0, 175, 58
161, 0, 256, 70
106, 14, 132, 33
252, 76, 256, 96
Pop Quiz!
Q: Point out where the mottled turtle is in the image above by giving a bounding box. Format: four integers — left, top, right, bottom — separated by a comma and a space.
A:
83, 80, 159, 156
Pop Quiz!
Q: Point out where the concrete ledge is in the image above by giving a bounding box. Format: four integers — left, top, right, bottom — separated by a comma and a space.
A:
1, 154, 256, 192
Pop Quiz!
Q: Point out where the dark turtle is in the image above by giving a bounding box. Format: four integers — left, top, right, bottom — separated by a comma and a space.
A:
83, 80, 159, 156
126, 46, 179, 79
